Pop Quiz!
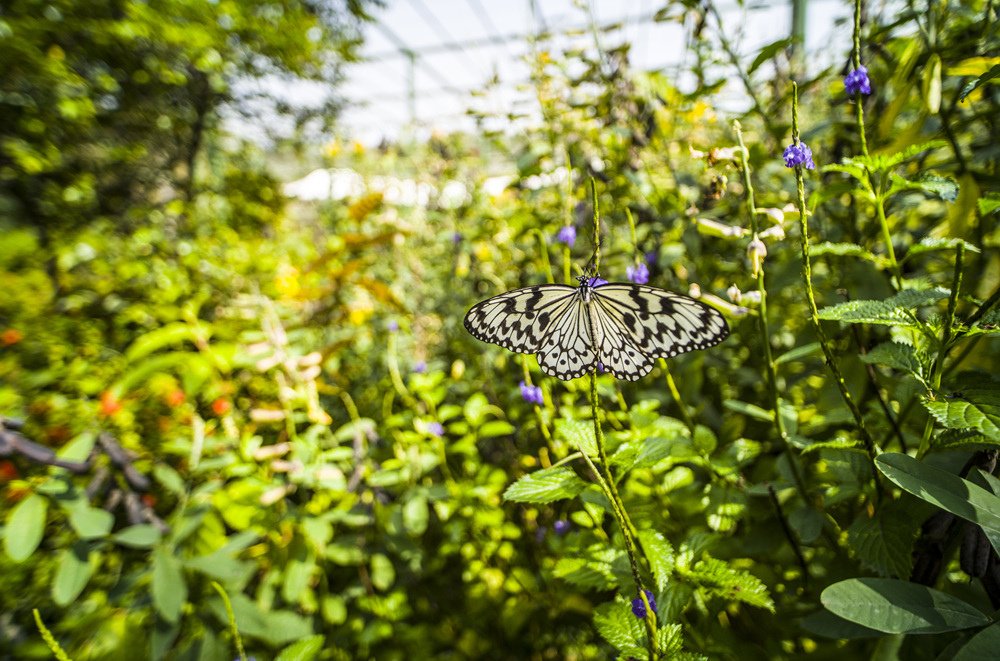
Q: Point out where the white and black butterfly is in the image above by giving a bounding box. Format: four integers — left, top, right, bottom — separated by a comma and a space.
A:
464, 276, 729, 381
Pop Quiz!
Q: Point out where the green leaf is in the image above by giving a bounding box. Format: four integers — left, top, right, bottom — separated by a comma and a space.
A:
953, 621, 1000, 660
153, 464, 187, 496
4, 493, 48, 562
959, 63, 1000, 102
276, 635, 326, 661
402, 493, 429, 535
922, 385, 1000, 441
477, 420, 515, 438
788, 506, 824, 544
112, 524, 162, 548
723, 399, 773, 422
68, 505, 115, 540
845, 140, 947, 173
774, 342, 821, 365
637, 530, 675, 591
817, 288, 949, 327
52, 542, 95, 606
503, 466, 589, 503
847, 503, 917, 578
876, 453, 1000, 555
370, 553, 395, 591
861, 342, 924, 377
685, 557, 774, 611
888, 173, 958, 201
555, 418, 597, 456
207, 593, 313, 647
922, 53, 942, 114
593, 600, 645, 656
978, 193, 1000, 216
904, 236, 980, 261
125, 321, 210, 363
811, 242, 877, 261
800, 609, 884, 639
821, 162, 869, 183
152, 546, 187, 623
747, 37, 794, 75
821, 578, 989, 634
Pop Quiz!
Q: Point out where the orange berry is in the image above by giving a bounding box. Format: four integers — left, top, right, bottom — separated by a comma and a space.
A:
165, 390, 185, 407
99, 391, 123, 417
211, 398, 231, 416
1, 328, 23, 346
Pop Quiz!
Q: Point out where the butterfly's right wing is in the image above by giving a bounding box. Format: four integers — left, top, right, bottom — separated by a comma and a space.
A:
464, 284, 578, 355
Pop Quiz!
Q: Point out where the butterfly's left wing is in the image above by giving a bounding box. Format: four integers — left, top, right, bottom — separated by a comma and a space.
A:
591, 284, 729, 368
464, 284, 578, 354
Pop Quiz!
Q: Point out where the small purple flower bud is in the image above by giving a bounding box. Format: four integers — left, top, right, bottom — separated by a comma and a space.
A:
426, 422, 444, 437
413, 361, 427, 374
597, 362, 606, 374
452, 231, 463, 244
556, 225, 577, 246
782, 142, 815, 170
626, 262, 649, 284
631, 590, 658, 619
386, 320, 399, 332
844, 65, 872, 96
553, 520, 571, 535
519, 380, 544, 405
586, 277, 608, 287
535, 526, 547, 542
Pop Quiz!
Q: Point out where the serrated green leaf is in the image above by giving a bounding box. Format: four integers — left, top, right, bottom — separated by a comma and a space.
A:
152, 546, 187, 623
959, 63, 1000, 102
978, 193, 1000, 216
638, 530, 675, 591
845, 140, 947, 173
593, 600, 645, 654
276, 635, 326, 661
657, 623, 684, 656
933, 428, 996, 450
847, 504, 917, 578
861, 342, 924, 377
552, 556, 619, 590
888, 173, 958, 201
810, 242, 877, 261
818, 288, 949, 327
904, 236, 980, 261
821, 578, 989, 634
922, 385, 1000, 440
4, 493, 48, 562
503, 466, 589, 503
684, 557, 774, 611
821, 162, 869, 184
555, 418, 597, 456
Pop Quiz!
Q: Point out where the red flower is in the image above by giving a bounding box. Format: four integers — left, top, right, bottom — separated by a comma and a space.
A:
99, 391, 123, 417
211, 398, 231, 416
1, 328, 23, 346
165, 390, 185, 407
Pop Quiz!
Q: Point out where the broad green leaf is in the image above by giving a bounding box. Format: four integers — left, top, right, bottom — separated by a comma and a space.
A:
370, 553, 395, 591
556, 418, 597, 456
799, 609, 883, 639
845, 140, 947, 173
847, 503, 917, 578
637, 530, 675, 591
922, 385, 1000, 441
4, 493, 48, 562
152, 547, 187, 623
281, 542, 315, 604
503, 466, 589, 503
402, 493, 429, 535
113, 524, 162, 548
903, 236, 979, 261
959, 63, 1000, 101
821, 578, 989, 634
477, 420, 515, 438
112, 352, 215, 395
276, 635, 326, 661
553, 555, 618, 590
953, 621, 1000, 660
153, 464, 186, 496
774, 342, 821, 365
788, 506, 824, 544
811, 241, 877, 261
56, 432, 96, 463
747, 37, 794, 75
207, 593, 313, 646
52, 542, 95, 606
68, 505, 115, 539
818, 288, 949, 327
876, 453, 1000, 555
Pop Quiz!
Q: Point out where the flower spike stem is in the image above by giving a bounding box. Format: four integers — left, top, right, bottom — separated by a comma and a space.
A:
852, 0, 869, 157
734, 121, 809, 502
591, 177, 601, 275
790, 82, 883, 503
588, 371, 656, 659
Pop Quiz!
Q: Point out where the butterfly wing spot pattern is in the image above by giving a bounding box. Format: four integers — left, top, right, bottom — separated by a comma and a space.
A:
464, 281, 729, 381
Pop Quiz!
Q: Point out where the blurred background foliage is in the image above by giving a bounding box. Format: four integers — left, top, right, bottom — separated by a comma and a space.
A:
1, 0, 999, 659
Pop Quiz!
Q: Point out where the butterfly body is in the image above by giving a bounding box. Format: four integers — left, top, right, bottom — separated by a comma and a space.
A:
464, 277, 729, 381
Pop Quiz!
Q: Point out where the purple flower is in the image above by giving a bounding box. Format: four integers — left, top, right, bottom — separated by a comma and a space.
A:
452, 231, 463, 244
844, 65, 872, 96
426, 422, 444, 436
631, 589, 658, 619
556, 225, 576, 246
626, 262, 649, 284
782, 142, 815, 170
519, 380, 544, 405
586, 277, 608, 287
386, 320, 399, 332
553, 520, 571, 535
413, 361, 427, 374
597, 362, 606, 374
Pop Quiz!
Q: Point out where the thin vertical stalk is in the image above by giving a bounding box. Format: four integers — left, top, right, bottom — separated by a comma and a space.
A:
790, 83, 882, 500
591, 178, 601, 274
852, 0, 869, 157
734, 121, 809, 500
660, 358, 696, 436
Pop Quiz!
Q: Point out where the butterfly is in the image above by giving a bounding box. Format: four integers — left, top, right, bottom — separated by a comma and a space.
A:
464, 275, 729, 381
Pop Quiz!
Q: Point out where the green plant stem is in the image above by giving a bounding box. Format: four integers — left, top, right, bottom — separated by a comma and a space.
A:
212, 582, 248, 661
591, 178, 601, 274
918, 244, 965, 457
33, 610, 72, 661
660, 358, 696, 436
588, 372, 655, 659
790, 83, 883, 500
852, 0, 869, 157
533, 229, 555, 284
767, 485, 809, 584
735, 121, 809, 501
873, 193, 903, 289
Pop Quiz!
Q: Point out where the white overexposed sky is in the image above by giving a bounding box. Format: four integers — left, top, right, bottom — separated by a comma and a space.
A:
332, 0, 852, 144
